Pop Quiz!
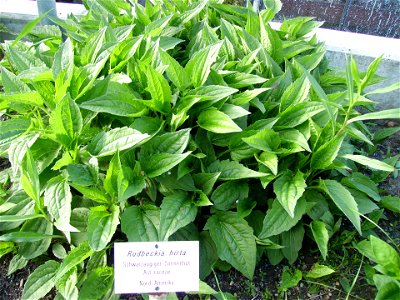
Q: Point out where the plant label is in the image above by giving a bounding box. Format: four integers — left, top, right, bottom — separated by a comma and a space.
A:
114, 241, 199, 294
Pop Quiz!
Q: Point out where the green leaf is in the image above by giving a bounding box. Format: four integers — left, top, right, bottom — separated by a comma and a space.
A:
276, 102, 325, 128
49, 95, 82, 147
7, 254, 28, 275
160, 49, 190, 90
88, 127, 149, 157
259, 197, 307, 238
366, 81, 400, 95
230, 88, 269, 106
281, 223, 305, 264
142, 151, 191, 178
280, 75, 310, 112
311, 133, 345, 170
205, 211, 256, 279
146, 66, 172, 113
306, 263, 335, 278
79, 267, 114, 300
256, 152, 278, 175
44, 176, 72, 230
221, 104, 250, 119
0, 118, 31, 152
21, 260, 60, 300
12, 14, 47, 46
320, 180, 361, 234
193, 172, 220, 196
198, 109, 242, 134
80, 27, 107, 65
211, 181, 249, 211
0, 232, 54, 243
185, 42, 223, 87
348, 108, 400, 124
341, 154, 395, 172
56, 241, 94, 282
159, 192, 197, 241
380, 196, 400, 213
0, 215, 44, 223
19, 218, 53, 259
375, 282, 400, 300
341, 172, 380, 201
207, 160, 267, 180
121, 205, 160, 242
370, 236, 400, 277
141, 129, 191, 157
80, 93, 147, 117
199, 231, 218, 280
273, 170, 307, 217
242, 128, 280, 152
87, 205, 120, 251
310, 220, 329, 260
104, 152, 121, 199
20, 149, 40, 203
279, 266, 302, 292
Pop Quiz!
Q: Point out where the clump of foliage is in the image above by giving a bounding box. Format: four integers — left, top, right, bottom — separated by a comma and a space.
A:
0, 0, 399, 299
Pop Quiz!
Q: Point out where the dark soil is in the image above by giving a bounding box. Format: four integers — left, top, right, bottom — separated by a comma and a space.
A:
0, 121, 399, 300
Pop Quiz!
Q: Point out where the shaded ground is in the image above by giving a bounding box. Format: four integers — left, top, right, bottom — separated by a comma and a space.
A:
0, 121, 399, 299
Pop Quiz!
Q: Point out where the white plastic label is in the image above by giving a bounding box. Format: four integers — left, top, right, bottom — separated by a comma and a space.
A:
114, 241, 199, 294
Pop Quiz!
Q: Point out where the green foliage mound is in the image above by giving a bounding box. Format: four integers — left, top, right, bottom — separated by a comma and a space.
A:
0, 0, 399, 299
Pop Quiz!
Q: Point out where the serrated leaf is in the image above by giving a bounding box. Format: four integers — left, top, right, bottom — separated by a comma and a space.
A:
22, 260, 60, 300
230, 88, 269, 105
306, 263, 335, 278
279, 266, 302, 292
341, 172, 380, 201
320, 180, 361, 234
160, 49, 190, 90
273, 170, 307, 217
380, 196, 400, 213
142, 151, 192, 178
311, 133, 345, 170
276, 102, 325, 128
242, 128, 280, 151
0, 214, 44, 223
146, 66, 171, 113
258, 197, 307, 238
342, 154, 395, 172
141, 129, 191, 157
205, 211, 256, 279
348, 108, 400, 124
19, 218, 53, 259
0, 232, 54, 243
207, 160, 267, 180
185, 42, 223, 87
310, 220, 329, 260
198, 109, 242, 133
211, 181, 249, 211
88, 127, 149, 157
20, 148, 40, 203
44, 176, 72, 229
256, 152, 278, 175
281, 223, 305, 264
159, 192, 197, 241
121, 205, 160, 242
87, 205, 120, 251
193, 172, 220, 196
79, 267, 114, 300
56, 241, 94, 282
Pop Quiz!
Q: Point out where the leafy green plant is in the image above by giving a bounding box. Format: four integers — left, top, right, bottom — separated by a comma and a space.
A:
0, 0, 399, 299
357, 236, 400, 299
